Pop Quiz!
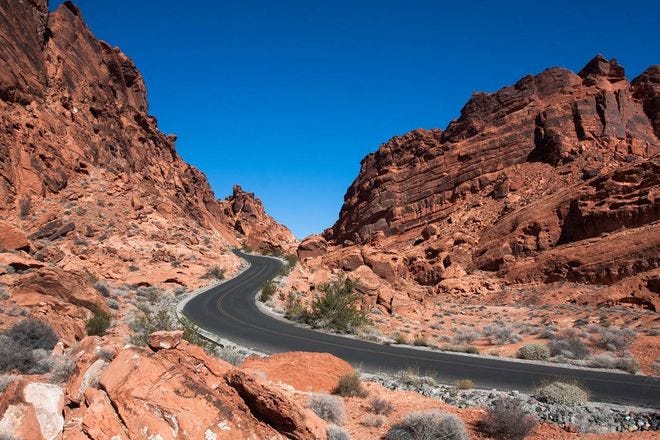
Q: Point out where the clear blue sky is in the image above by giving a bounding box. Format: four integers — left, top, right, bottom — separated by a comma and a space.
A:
51, 1, 659, 238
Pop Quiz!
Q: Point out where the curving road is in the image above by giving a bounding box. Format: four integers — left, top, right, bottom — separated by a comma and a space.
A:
183, 251, 660, 408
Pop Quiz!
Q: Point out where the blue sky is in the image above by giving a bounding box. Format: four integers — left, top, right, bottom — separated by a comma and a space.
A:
51, 1, 659, 238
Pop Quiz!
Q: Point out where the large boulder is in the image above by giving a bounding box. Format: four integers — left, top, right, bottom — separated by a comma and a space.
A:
242, 351, 354, 393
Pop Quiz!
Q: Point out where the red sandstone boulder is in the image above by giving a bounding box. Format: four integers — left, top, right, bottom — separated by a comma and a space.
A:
242, 351, 355, 393
0, 220, 29, 251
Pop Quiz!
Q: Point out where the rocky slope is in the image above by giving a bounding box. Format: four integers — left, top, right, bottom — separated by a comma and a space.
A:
299, 55, 658, 308
0, 0, 295, 341
292, 55, 659, 371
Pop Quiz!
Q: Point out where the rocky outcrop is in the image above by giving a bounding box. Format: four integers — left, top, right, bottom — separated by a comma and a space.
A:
327, 57, 657, 246
242, 351, 355, 393
300, 55, 659, 312
45, 334, 327, 439
222, 185, 297, 251
0, 0, 295, 339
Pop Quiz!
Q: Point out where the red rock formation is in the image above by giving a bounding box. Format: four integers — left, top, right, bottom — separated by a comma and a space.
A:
0, 1, 293, 248
299, 55, 658, 313
222, 185, 297, 251
242, 351, 355, 393
51, 333, 326, 439
0, 0, 295, 341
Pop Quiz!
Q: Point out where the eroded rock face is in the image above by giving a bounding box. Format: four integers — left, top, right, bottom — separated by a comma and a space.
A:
0, 0, 295, 342
48, 334, 328, 440
328, 57, 657, 245
299, 55, 659, 313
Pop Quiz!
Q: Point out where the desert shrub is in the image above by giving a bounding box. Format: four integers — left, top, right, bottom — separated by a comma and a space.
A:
5, 318, 58, 350
128, 265, 140, 272
19, 197, 31, 219
442, 344, 480, 354
86, 308, 111, 336
362, 414, 387, 427
334, 372, 368, 397
412, 335, 431, 347
595, 326, 636, 352
202, 265, 225, 280
49, 354, 76, 384
326, 424, 350, 440
385, 410, 468, 440
483, 322, 522, 345
307, 277, 368, 333
0, 336, 49, 374
214, 346, 246, 366
308, 393, 345, 425
283, 291, 307, 321
97, 347, 115, 361
0, 286, 9, 300
369, 396, 394, 415
128, 307, 174, 345
107, 299, 119, 310
548, 330, 589, 359
0, 375, 17, 392
280, 254, 298, 276
534, 382, 588, 406
453, 326, 479, 344
587, 353, 639, 374
454, 378, 474, 390
395, 368, 437, 387
178, 316, 214, 352
615, 356, 641, 374
173, 286, 187, 296
259, 280, 277, 302
393, 332, 409, 344
517, 344, 550, 361
477, 397, 538, 440
93, 281, 111, 297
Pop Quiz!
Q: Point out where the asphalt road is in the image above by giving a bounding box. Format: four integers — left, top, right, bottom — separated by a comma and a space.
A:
183, 251, 660, 408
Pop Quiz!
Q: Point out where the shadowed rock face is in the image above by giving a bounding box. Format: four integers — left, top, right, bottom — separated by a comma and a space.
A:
301, 55, 659, 311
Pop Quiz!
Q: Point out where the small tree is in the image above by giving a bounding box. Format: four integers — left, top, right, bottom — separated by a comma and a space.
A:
308, 277, 368, 333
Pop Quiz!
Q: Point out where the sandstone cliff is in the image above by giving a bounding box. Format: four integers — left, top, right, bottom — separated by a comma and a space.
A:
298, 55, 659, 314
0, 0, 295, 340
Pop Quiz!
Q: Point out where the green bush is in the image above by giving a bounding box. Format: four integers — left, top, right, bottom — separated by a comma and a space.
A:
385, 411, 468, 440
259, 280, 277, 302
308, 277, 368, 333
86, 307, 111, 336
534, 382, 589, 406
517, 344, 550, 361
477, 397, 538, 440
334, 372, 368, 398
